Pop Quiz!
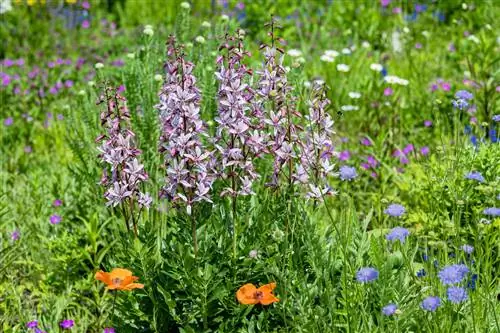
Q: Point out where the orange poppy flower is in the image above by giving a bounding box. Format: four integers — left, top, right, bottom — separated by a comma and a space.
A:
95, 268, 144, 291
236, 282, 279, 305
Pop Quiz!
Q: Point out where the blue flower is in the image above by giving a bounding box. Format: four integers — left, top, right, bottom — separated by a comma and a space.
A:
463, 125, 472, 134
493, 114, 500, 122
455, 90, 473, 100
339, 165, 358, 181
421, 296, 441, 312
452, 99, 469, 110
490, 129, 498, 143
382, 303, 398, 316
356, 267, 379, 283
416, 269, 426, 277
465, 171, 484, 183
384, 204, 406, 217
438, 264, 469, 285
483, 207, 500, 217
470, 135, 477, 146
447, 286, 468, 303
386, 227, 410, 243
467, 274, 478, 290
460, 245, 474, 254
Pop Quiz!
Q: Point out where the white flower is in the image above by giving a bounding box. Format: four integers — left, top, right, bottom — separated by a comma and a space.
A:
320, 54, 335, 63
201, 21, 211, 28
362, 41, 371, 48
144, 24, 153, 30
313, 79, 325, 86
303, 81, 312, 88
94, 63, 104, 69
180, 1, 191, 9
154, 74, 163, 81
348, 92, 361, 99
403, 26, 410, 34
391, 30, 402, 53
370, 63, 383, 72
220, 14, 229, 21
0, 0, 13, 14
195, 36, 206, 44
467, 35, 480, 44
384, 75, 409, 86
143, 28, 154, 36
324, 50, 339, 58
287, 49, 302, 57
341, 48, 352, 55
341, 105, 359, 112
336, 64, 350, 72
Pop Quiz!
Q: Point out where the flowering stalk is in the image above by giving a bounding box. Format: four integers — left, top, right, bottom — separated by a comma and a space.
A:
156, 36, 214, 255
296, 82, 337, 202
214, 34, 264, 258
96, 85, 151, 236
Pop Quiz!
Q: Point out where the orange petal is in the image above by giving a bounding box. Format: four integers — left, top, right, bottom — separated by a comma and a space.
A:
123, 283, 144, 290
95, 271, 111, 286
257, 282, 276, 294
109, 268, 133, 280
236, 283, 258, 305
259, 293, 279, 305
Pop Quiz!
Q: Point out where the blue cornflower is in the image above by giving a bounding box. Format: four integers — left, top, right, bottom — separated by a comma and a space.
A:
470, 135, 477, 146
483, 207, 500, 217
386, 227, 410, 243
452, 99, 469, 110
460, 245, 474, 254
416, 268, 426, 277
382, 303, 398, 316
464, 125, 472, 134
384, 204, 406, 217
421, 296, 441, 312
447, 286, 468, 304
356, 267, 379, 283
465, 171, 484, 183
455, 90, 473, 100
493, 114, 500, 122
339, 165, 358, 181
438, 264, 469, 285
490, 129, 498, 143
467, 274, 478, 290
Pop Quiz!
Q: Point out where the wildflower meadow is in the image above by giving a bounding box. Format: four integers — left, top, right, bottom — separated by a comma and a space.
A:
2, 0, 500, 332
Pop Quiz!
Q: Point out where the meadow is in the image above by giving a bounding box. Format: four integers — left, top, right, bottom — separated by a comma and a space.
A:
1, 0, 499, 332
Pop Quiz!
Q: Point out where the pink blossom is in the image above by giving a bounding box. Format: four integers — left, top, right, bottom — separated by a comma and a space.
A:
384, 87, 393, 96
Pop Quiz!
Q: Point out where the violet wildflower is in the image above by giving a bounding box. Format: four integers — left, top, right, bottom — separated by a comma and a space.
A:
420, 146, 430, 156
50, 214, 62, 224
421, 296, 441, 312
465, 171, 484, 183
447, 286, 468, 304
156, 36, 214, 216
339, 165, 357, 181
492, 115, 500, 122
24, 146, 32, 154
338, 150, 350, 161
53, 199, 63, 207
424, 120, 432, 127
11, 229, 20, 241
483, 207, 500, 217
455, 90, 473, 100
403, 144, 414, 155
26, 321, 38, 328
452, 90, 473, 110
361, 137, 372, 146
438, 264, 469, 285
4, 117, 13, 126
384, 87, 393, 96
460, 245, 474, 254
60, 319, 74, 329
386, 226, 410, 243
356, 267, 379, 283
416, 268, 426, 277
103, 329, 115, 333
382, 304, 398, 316
384, 204, 406, 217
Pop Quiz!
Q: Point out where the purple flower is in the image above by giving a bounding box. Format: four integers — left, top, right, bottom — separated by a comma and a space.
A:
339, 166, 357, 181
82, 20, 90, 29
53, 199, 63, 207
420, 146, 430, 156
82, 0, 90, 9
367, 155, 378, 168
493, 115, 500, 122
338, 150, 351, 161
386, 227, 410, 243
103, 329, 115, 333
455, 90, 473, 100
111, 59, 125, 67
11, 229, 20, 241
4, 117, 13, 126
382, 303, 397, 316
64, 80, 74, 88
57, 114, 64, 121
438, 264, 469, 285
356, 267, 379, 283
465, 171, 484, 183
380, 0, 391, 7
361, 137, 372, 146
50, 214, 62, 225
26, 321, 38, 328
447, 286, 468, 304
24, 146, 32, 154
452, 99, 469, 110
384, 204, 406, 217
384, 87, 393, 96
60, 319, 74, 329
421, 296, 441, 312
483, 207, 500, 217
415, 43, 422, 49
460, 245, 474, 254
402, 144, 414, 155
424, 120, 432, 127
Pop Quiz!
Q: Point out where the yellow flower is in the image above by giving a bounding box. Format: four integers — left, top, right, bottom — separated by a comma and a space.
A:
66, 0, 77, 3
27, 0, 37, 6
